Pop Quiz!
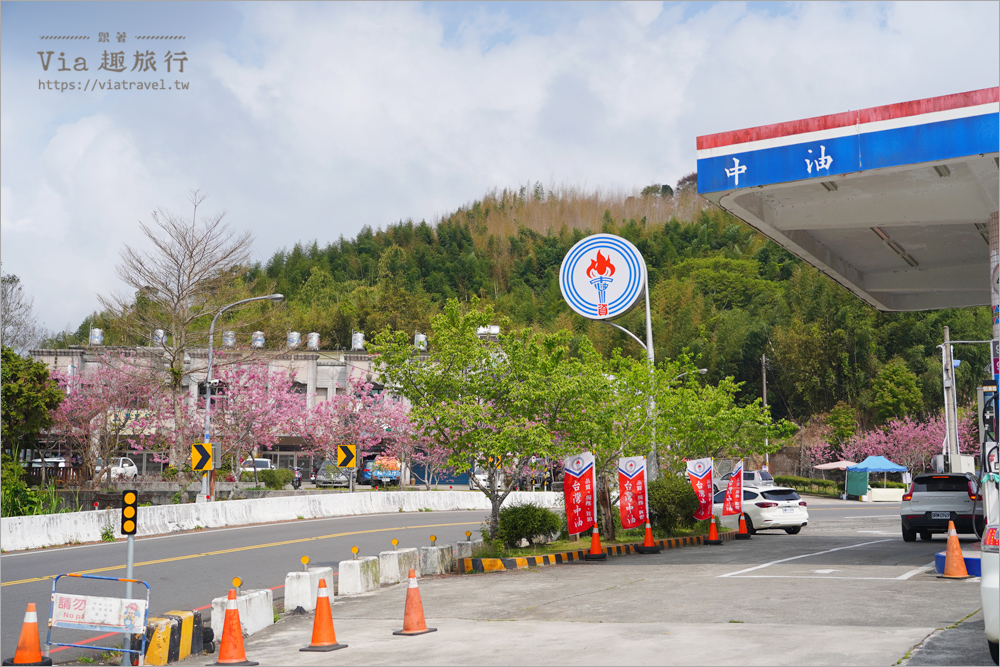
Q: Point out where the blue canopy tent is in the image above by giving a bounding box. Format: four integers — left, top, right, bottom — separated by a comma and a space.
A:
846, 456, 907, 497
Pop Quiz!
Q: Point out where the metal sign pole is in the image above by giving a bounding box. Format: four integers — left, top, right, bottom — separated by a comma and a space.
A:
121, 534, 134, 666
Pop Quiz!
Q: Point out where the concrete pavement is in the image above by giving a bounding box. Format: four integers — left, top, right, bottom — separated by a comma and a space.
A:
171, 502, 987, 666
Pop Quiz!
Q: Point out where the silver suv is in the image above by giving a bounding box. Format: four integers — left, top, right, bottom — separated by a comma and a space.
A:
900, 472, 985, 542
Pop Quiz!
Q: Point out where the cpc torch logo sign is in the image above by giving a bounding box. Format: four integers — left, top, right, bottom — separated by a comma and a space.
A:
559, 234, 647, 320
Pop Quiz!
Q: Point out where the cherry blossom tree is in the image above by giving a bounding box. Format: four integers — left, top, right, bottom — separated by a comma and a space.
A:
50, 352, 163, 484
301, 375, 408, 475
807, 411, 979, 475
208, 362, 307, 484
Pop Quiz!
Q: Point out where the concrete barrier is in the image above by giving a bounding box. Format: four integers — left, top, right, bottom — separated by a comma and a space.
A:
283, 567, 334, 612
1, 491, 562, 551
455, 538, 483, 559
379, 548, 419, 586
338, 556, 380, 595
133, 610, 205, 665
210, 589, 273, 638
420, 545, 454, 575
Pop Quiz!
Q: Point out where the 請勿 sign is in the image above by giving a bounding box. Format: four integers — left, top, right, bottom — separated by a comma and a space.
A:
51, 593, 147, 634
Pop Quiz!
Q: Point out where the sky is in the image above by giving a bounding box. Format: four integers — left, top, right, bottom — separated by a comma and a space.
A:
1, 1, 998, 335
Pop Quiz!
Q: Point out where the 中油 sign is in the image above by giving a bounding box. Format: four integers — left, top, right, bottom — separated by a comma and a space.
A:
559, 234, 647, 320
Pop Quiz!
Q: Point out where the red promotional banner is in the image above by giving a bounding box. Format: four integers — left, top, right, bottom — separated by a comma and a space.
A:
617, 456, 648, 529
723, 460, 743, 516
563, 452, 596, 535
686, 458, 714, 521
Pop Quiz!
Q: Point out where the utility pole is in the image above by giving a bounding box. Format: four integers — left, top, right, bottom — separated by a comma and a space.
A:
941, 326, 961, 472
762, 354, 769, 469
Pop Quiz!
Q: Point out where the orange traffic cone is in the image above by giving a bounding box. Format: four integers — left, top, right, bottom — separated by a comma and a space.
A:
938, 520, 970, 579
735, 514, 751, 540
2, 603, 52, 666
300, 579, 346, 652
212, 589, 258, 666
585, 525, 607, 561
705, 515, 723, 545
393, 569, 437, 636
636, 522, 661, 554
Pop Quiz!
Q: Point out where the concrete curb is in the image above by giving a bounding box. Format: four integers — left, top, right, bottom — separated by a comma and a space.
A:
210, 589, 273, 638
284, 567, 334, 612
0, 490, 562, 551
458, 533, 731, 573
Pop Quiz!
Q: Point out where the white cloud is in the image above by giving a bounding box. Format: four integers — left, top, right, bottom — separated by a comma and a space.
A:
1, 1, 997, 333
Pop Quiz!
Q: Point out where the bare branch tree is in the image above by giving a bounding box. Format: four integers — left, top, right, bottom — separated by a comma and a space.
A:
97, 191, 271, 467
1, 273, 45, 353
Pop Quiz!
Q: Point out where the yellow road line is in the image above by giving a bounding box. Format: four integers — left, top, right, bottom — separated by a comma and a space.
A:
2, 521, 479, 587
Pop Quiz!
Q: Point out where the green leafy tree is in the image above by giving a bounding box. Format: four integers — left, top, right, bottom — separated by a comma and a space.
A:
655, 355, 794, 473
824, 400, 857, 458
1, 346, 64, 457
370, 298, 592, 539
574, 350, 655, 542
869, 357, 923, 424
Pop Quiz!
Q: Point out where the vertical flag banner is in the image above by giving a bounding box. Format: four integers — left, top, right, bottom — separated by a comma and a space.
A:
563, 452, 596, 535
686, 458, 714, 521
617, 456, 648, 529
723, 460, 743, 516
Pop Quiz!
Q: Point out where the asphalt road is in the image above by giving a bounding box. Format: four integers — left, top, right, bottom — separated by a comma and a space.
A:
1, 507, 485, 663
2, 495, 993, 665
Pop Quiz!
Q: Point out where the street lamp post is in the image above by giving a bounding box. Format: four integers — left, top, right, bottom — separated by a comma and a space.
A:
202, 294, 284, 500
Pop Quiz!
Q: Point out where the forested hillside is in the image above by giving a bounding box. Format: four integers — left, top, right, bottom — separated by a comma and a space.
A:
249, 184, 992, 429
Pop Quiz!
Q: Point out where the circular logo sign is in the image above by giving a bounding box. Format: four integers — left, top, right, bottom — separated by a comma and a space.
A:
559, 234, 647, 320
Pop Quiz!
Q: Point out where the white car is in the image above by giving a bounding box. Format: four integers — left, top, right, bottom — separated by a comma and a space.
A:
713, 485, 809, 535
95, 457, 138, 480
982, 522, 998, 665
238, 458, 273, 476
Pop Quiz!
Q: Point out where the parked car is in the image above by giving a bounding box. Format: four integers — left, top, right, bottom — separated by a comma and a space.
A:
315, 460, 350, 488
94, 457, 139, 480
357, 456, 400, 486
982, 521, 999, 664
714, 469, 775, 493
899, 472, 985, 541
713, 485, 809, 535
237, 458, 274, 476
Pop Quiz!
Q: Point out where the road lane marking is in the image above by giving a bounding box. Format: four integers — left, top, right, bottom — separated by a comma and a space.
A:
897, 562, 936, 580
717, 539, 892, 578
1, 521, 479, 587
812, 569, 840, 574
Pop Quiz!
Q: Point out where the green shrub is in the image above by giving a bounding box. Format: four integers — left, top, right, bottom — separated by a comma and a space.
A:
647, 475, 699, 535
496, 503, 562, 548
258, 468, 294, 490
161, 466, 179, 482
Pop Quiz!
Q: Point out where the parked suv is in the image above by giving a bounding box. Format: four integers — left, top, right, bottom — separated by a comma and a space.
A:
713, 485, 808, 535
899, 472, 985, 542
713, 469, 774, 493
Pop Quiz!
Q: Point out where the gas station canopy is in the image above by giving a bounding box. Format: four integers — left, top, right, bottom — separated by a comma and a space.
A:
697, 88, 999, 312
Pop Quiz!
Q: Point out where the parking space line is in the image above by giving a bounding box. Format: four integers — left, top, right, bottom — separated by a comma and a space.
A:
896, 562, 936, 580
717, 539, 891, 578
